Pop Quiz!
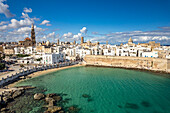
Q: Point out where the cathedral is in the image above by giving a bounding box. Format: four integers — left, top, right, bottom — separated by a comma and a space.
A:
18, 24, 36, 47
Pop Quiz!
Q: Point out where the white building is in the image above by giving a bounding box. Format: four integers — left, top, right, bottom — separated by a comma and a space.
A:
42, 53, 64, 64
14, 46, 36, 54
17, 57, 34, 64
141, 51, 158, 58
103, 49, 115, 56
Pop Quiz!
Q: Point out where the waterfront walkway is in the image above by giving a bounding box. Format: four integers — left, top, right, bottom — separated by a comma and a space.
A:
0, 61, 80, 87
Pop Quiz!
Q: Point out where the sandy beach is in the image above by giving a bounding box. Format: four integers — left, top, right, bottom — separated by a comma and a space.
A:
8, 64, 83, 88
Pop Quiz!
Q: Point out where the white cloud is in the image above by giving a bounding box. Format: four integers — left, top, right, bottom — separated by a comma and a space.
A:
0, 25, 8, 30
0, 21, 8, 25
152, 36, 168, 41
89, 28, 170, 45
35, 27, 44, 32
90, 36, 107, 43
63, 32, 73, 38
73, 33, 82, 40
8, 25, 45, 37
44, 32, 61, 42
61, 27, 88, 41
32, 17, 40, 21
23, 8, 32, 13
0, 6, 46, 42
40, 20, 50, 25
132, 36, 169, 42
138, 36, 152, 41
0, 0, 15, 17
11, 27, 30, 35
40, 20, 51, 26
80, 27, 87, 34
8, 18, 32, 28
21, 12, 29, 18
0, 9, 39, 31
47, 32, 55, 38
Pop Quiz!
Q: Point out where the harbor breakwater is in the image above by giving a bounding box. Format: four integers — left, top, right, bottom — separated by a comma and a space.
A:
84, 55, 170, 73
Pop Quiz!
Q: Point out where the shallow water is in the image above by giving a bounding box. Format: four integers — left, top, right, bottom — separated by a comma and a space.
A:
16, 66, 170, 113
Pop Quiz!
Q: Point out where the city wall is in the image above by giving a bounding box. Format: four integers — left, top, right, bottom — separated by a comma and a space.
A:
84, 55, 170, 73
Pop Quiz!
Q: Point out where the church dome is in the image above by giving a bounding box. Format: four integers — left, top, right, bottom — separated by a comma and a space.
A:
128, 37, 133, 43
24, 37, 31, 41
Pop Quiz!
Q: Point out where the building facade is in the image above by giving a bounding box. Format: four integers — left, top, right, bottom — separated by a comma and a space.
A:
42, 53, 64, 64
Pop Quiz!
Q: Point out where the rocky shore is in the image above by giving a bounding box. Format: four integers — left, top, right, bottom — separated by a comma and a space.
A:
0, 86, 36, 112
33, 93, 80, 113
0, 86, 81, 113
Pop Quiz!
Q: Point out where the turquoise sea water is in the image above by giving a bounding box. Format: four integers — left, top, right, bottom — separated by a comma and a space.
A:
16, 66, 170, 113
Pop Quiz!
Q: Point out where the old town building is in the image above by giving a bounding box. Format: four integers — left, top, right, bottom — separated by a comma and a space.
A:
18, 24, 36, 47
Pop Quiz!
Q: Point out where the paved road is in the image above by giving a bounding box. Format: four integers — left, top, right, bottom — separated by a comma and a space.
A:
0, 64, 33, 80
0, 65, 21, 80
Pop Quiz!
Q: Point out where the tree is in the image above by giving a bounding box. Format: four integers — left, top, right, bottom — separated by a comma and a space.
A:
0, 63, 5, 70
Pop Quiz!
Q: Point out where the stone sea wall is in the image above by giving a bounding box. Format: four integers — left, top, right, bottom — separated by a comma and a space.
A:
84, 55, 170, 73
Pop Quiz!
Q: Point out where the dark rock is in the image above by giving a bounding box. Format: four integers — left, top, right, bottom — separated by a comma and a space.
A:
44, 111, 50, 113
45, 97, 55, 103
46, 93, 57, 98
53, 96, 62, 102
22, 86, 36, 90
125, 103, 139, 109
48, 100, 54, 107
69, 106, 75, 111
0, 108, 7, 112
0, 95, 2, 103
42, 89, 47, 92
47, 106, 62, 113
90, 110, 94, 112
141, 101, 151, 107
58, 110, 65, 113
61, 93, 68, 96
34, 93, 45, 100
68, 106, 80, 112
3, 91, 12, 97
12, 90, 23, 99
118, 105, 123, 108
2, 96, 9, 103
82, 94, 91, 98
87, 98, 93, 102
9, 110, 16, 113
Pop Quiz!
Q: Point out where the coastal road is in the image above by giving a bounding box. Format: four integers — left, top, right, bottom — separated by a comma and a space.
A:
0, 64, 36, 80
0, 65, 21, 80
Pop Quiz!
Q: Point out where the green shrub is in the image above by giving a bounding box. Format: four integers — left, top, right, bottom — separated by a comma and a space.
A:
20, 64, 24, 67
36, 58, 42, 61
0, 63, 5, 70
17, 54, 30, 57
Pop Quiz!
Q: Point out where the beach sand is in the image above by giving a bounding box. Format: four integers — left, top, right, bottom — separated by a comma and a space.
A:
8, 64, 83, 88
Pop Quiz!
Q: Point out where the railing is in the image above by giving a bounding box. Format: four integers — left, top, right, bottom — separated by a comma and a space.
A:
0, 61, 80, 87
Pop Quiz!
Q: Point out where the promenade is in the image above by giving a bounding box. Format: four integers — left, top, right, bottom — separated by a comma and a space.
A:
0, 61, 80, 87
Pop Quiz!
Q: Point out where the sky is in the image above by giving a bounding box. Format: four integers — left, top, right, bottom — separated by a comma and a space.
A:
0, 0, 170, 45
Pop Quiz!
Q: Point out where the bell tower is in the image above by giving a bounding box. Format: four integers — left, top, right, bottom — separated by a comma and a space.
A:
31, 24, 36, 46
81, 37, 84, 44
